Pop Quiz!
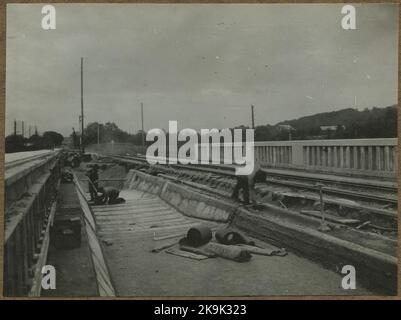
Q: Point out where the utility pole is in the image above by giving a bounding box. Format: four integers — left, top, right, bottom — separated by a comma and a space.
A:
251, 105, 255, 129
141, 102, 145, 148
80, 57, 85, 154
14, 119, 17, 136
21, 121, 24, 138
97, 122, 100, 150
35, 125, 38, 135
29, 126, 31, 138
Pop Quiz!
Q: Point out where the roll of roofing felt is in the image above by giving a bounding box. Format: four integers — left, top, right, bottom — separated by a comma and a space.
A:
184, 225, 213, 247
204, 242, 252, 262
215, 228, 255, 246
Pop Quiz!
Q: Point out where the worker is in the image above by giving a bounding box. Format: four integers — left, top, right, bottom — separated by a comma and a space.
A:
231, 160, 266, 205
86, 164, 99, 202
97, 186, 123, 205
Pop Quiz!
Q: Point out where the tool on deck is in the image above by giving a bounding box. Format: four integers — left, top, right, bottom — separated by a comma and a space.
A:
316, 183, 331, 232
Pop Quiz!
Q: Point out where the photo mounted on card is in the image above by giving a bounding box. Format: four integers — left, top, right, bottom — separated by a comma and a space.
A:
3, 3, 399, 298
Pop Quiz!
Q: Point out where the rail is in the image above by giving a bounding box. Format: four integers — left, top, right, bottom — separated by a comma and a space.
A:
4, 150, 61, 296
255, 138, 398, 178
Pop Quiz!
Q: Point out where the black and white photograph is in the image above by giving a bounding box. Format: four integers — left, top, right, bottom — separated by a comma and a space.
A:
3, 3, 399, 298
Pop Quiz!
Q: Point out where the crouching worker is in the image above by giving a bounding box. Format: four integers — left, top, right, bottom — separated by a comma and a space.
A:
97, 186, 125, 205
231, 161, 267, 205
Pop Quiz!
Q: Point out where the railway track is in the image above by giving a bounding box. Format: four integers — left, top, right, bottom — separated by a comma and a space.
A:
103, 154, 397, 230
104, 155, 396, 238
264, 178, 397, 206
107, 154, 397, 207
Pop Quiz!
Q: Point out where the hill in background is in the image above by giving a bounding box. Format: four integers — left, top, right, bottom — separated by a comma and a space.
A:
255, 105, 397, 141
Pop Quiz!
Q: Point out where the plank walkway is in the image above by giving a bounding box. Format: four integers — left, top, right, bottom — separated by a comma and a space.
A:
92, 190, 223, 243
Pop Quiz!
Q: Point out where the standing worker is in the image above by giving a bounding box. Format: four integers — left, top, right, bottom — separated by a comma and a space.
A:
86, 164, 99, 202
231, 159, 266, 205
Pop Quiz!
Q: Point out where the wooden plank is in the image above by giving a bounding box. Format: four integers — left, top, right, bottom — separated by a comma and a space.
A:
93, 208, 174, 218
151, 240, 178, 253
98, 218, 193, 231
95, 212, 182, 223
98, 221, 199, 235
97, 217, 190, 228
165, 248, 209, 260
98, 224, 200, 239
93, 205, 170, 215
93, 199, 159, 210
92, 202, 167, 212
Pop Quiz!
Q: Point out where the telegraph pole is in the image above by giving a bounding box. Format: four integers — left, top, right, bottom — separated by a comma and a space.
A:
251, 105, 255, 129
141, 102, 145, 147
80, 57, 85, 154
14, 119, 17, 136
22, 121, 24, 138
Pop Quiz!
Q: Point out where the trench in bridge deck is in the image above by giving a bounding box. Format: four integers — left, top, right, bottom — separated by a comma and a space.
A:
82, 169, 373, 296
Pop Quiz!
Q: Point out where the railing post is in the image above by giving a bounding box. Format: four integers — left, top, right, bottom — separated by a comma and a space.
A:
384, 146, 390, 171
254, 138, 396, 177
367, 146, 373, 171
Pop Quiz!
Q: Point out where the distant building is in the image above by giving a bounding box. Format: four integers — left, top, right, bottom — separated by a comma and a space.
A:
277, 124, 295, 140
277, 124, 295, 131
320, 125, 345, 132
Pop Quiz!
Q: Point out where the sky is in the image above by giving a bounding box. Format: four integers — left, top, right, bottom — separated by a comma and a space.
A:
5, 3, 399, 137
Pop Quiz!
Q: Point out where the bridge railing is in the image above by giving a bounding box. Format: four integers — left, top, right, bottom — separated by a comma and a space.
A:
254, 138, 398, 178
88, 139, 397, 179
4, 151, 61, 296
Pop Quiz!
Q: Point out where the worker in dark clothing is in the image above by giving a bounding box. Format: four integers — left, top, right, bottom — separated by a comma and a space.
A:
232, 175, 251, 204
97, 186, 123, 205
86, 164, 99, 202
231, 161, 266, 205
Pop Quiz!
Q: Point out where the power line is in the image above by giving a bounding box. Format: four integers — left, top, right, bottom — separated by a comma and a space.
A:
251, 105, 255, 129
81, 57, 85, 153
141, 102, 145, 147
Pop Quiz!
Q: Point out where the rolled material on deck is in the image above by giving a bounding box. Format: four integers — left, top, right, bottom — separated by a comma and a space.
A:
182, 225, 213, 247
204, 242, 252, 262
237, 244, 287, 257
180, 245, 217, 258
215, 228, 255, 246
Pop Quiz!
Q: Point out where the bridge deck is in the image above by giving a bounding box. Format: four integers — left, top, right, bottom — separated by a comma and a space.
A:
5, 149, 57, 182
92, 189, 371, 296
5, 150, 54, 163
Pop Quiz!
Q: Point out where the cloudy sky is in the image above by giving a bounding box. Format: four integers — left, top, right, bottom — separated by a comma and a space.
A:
6, 4, 399, 136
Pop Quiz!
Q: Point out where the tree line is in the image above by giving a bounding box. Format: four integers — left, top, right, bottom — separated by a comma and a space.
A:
5, 131, 64, 153
254, 105, 397, 141
70, 122, 145, 149
70, 105, 397, 150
